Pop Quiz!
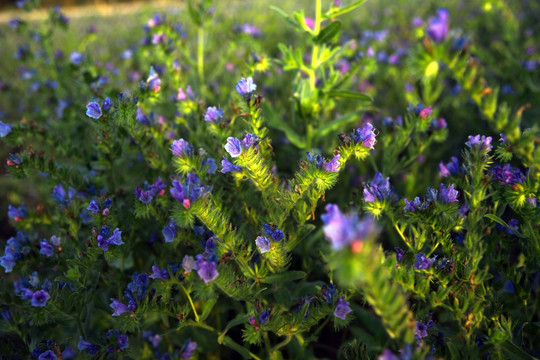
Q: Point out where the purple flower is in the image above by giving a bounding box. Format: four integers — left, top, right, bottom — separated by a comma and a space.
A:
40, 240, 54, 257
110, 298, 130, 316
414, 253, 434, 270
321, 204, 377, 250
204, 106, 224, 122
170, 180, 186, 203
503, 280, 515, 294
439, 157, 460, 177
135, 186, 153, 204
334, 296, 352, 320
171, 138, 193, 157
324, 154, 341, 172
181, 339, 197, 359
31, 290, 50, 307
415, 320, 433, 345
149, 264, 170, 280
322, 283, 336, 304
491, 164, 525, 185
351, 123, 377, 149
196, 258, 219, 284
419, 106, 433, 118
255, 236, 270, 253
182, 255, 198, 273
8, 203, 28, 220
263, 224, 285, 242
439, 183, 459, 204
0, 121, 12, 137
427, 8, 450, 43
500, 133, 508, 144
117, 335, 129, 351
202, 157, 217, 174
224, 137, 242, 157
259, 311, 270, 324
162, 219, 178, 243
221, 157, 242, 173
38, 350, 57, 360
363, 172, 394, 202
235, 77, 257, 98
242, 133, 258, 149
466, 135, 493, 151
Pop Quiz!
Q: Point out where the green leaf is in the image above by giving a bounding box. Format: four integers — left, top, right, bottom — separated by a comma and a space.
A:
314, 21, 342, 44
328, 90, 372, 102
263, 103, 306, 148
187, 0, 202, 26
217, 314, 251, 344
324, 0, 367, 19
222, 336, 252, 359
313, 110, 366, 140
499, 341, 535, 360
262, 271, 306, 284
200, 298, 217, 322
270, 6, 298, 28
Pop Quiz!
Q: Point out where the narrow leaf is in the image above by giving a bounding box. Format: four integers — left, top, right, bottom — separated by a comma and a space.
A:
200, 298, 217, 322
328, 90, 372, 101
262, 271, 306, 284
324, 0, 367, 19
217, 314, 251, 344
314, 21, 342, 44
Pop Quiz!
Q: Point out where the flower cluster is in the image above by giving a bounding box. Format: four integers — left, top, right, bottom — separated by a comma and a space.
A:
466, 134, 493, 151
305, 152, 341, 172
438, 156, 461, 178
204, 106, 225, 123
334, 296, 352, 320
490, 164, 525, 185
14, 273, 51, 307
427, 8, 449, 43
135, 177, 165, 203
109, 272, 149, 316
87, 198, 113, 216
40, 235, 60, 257
235, 77, 257, 99
8, 203, 28, 221
350, 123, 377, 149
363, 172, 397, 202
96, 226, 124, 251
171, 138, 194, 158
0, 231, 29, 273
255, 223, 285, 253
182, 234, 220, 284
52, 184, 77, 205
404, 183, 459, 211
170, 173, 212, 208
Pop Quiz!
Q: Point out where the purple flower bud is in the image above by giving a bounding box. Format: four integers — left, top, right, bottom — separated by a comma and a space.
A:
242, 133, 258, 149
149, 264, 170, 280
31, 290, 50, 307
86, 102, 102, 119
171, 138, 193, 157
162, 219, 178, 243
491, 164, 525, 185
255, 236, 270, 253
439, 183, 459, 204
351, 123, 377, 149
204, 106, 224, 123
50, 235, 61, 246
414, 253, 434, 270
439, 157, 460, 177
181, 339, 197, 359
102, 97, 112, 111
182, 255, 198, 273
224, 137, 242, 157
396, 247, 405, 262
363, 172, 394, 202
334, 296, 352, 320
259, 311, 270, 324
235, 77, 257, 98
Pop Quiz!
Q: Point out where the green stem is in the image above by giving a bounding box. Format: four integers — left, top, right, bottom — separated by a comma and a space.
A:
181, 285, 200, 323
272, 334, 292, 352
197, 27, 205, 82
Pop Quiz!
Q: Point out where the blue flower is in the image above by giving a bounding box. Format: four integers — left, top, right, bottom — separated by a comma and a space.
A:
117, 335, 129, 351
235, 77, 257, 98
39, 240, 54, 257
224, 137, 242, 157
242, 133, 258, 149
414, 253, 434, 270
334, 296, 352, 320
8, 203, 28, 221
102, 97, 112, 111
70, 51, 84, 66
306, 152, 325, 169
86, 101, 102, 119
255, 236, 270, 253
87, 199, 100, 214
204, 106, 224, 122
322, 283, 336, 304
171, 138, 193, 157
221, 157, 242, 173
146, 66, 161, 92
162, 219, 178, 243
78, 338, 99, 355
0, 121, 12, 137
259, 311, 270, 324
52, 184, 76, 205
31, 290, 50, 307
202, 157, 218, 174
38, 350, 57, 360
396, 247, 405, 262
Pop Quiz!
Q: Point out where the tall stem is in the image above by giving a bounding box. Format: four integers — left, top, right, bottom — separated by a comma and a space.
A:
197, 27, 205, 82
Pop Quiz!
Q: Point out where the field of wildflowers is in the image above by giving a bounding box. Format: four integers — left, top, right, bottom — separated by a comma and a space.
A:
0, 0, 539, 359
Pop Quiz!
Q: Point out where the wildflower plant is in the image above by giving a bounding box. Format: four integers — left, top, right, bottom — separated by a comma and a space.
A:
0, 0, 539, 359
